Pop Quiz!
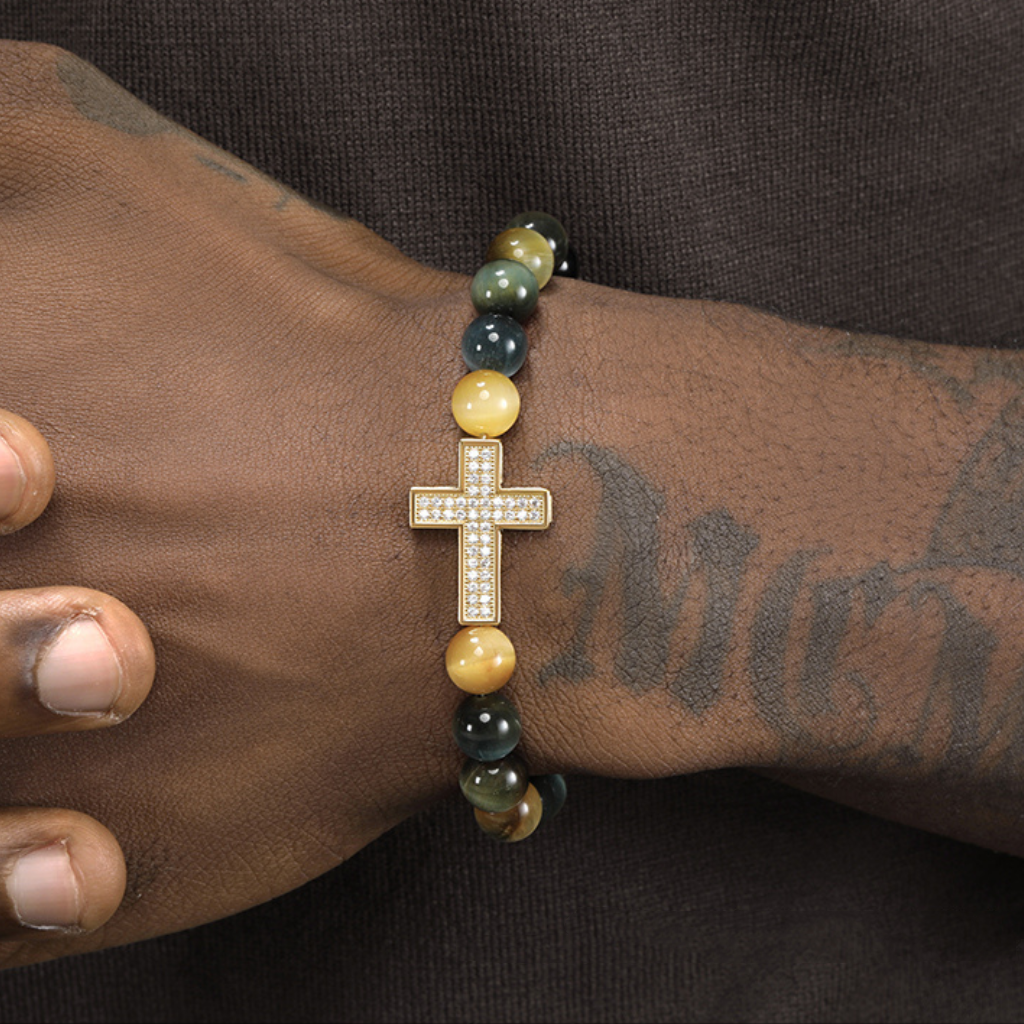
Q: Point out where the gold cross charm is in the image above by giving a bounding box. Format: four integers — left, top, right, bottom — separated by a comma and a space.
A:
410, 438, 552, 625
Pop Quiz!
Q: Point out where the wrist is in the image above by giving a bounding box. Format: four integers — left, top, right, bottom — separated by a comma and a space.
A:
490, 287, 1014, 788
496, 283, 777, 779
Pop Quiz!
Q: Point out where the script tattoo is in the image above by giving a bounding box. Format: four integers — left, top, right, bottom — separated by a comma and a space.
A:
540, 368, 1024, 781
927, 395, 1024, 579
537, 443, 757, 716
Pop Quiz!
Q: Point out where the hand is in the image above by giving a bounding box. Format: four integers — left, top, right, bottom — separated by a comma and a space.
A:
0, 40, 506, 967
4, 39, 1024, 971
0, 408, 154, 941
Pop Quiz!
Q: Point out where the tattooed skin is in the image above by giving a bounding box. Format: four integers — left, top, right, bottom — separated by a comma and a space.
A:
537, 443, 760, 717
55, 51, 341, 219
819, 333, 1024, 407
539, 350, 1024, 786
56, 53, 174, 136
927, 395, 1024, 578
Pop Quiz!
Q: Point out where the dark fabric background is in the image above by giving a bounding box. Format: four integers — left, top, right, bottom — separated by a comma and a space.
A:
1, 1, 1023, 1021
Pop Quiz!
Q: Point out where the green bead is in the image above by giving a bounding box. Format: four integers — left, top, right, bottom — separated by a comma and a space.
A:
470, 260, 538, 323
506, 211, 569, 265
532, 774, 567, 821
453, 692, 522, 761
459, 754, 528, 813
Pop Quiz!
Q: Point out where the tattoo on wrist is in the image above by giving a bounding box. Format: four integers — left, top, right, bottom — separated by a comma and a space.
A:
540, 379, 1024, 786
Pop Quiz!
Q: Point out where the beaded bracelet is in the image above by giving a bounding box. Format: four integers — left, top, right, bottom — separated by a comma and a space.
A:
410, 212, 574, 841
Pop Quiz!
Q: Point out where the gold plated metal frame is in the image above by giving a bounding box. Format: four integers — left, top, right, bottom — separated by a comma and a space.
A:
410, 438, 552, 625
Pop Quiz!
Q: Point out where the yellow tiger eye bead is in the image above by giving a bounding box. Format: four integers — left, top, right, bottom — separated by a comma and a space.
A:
451, 370, 520, 438
446, 625, 516, 694
486, 228, 555, 289
474, 783, 544, 842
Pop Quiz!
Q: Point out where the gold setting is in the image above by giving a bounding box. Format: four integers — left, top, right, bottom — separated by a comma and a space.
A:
410, 438, 552, 625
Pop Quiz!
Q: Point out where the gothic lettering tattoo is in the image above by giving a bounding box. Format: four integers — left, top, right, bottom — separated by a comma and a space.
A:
540, 367, 1024, 782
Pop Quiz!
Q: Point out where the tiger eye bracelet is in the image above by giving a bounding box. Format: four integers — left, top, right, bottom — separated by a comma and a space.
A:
410, 212, 573, 841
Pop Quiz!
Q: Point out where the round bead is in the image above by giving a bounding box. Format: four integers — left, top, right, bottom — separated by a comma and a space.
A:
459, 755, 528, 813
461, 314, 528, 377
552, 244, 579, 279
445, 625, 516, 694
532, 774, 568, 821
485, 228, 555, 289
451, 370, 520, 438
506, 211, 570, 266
474, 783, 544, 842
470, 259, 538, 322
453, 692, 522, 761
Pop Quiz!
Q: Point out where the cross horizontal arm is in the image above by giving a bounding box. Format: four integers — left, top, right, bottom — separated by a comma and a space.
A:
409, 437, 552, 624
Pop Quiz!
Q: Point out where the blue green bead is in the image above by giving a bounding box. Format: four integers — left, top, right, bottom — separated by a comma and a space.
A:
532, 774, 568, 821
459, 754, 528, 813
470, 260, 538, 322
506, 211, 569, 265
461, 315, 528, 377
553, 244, 579, 279
453, 692, 522, 761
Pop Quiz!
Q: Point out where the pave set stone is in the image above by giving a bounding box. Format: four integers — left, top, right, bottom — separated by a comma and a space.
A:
413, 493, 546, 526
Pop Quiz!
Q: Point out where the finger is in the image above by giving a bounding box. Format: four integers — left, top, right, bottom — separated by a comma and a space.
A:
0, 808, 125, 943
0, 409, 54, 536
0, 587, 155, 737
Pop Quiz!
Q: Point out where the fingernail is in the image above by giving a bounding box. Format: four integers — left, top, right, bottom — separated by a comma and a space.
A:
0, 435, 25, 520
35, 619, 122, 715
6, 843, 81, 929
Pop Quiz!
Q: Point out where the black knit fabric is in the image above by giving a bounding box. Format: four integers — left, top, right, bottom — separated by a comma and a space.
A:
1, 2, 1023, 1021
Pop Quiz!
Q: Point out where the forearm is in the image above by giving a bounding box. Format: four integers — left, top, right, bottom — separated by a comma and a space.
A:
485, 282, 1024, 854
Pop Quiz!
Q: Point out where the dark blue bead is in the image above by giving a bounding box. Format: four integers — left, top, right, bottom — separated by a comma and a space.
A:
552, 244, 579, 279
532, 774, 567, 821
453, 692, 522, 761
461, 315, 528, 377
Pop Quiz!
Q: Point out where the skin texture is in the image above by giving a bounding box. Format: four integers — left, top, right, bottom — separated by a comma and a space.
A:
1, 41, 1024, 965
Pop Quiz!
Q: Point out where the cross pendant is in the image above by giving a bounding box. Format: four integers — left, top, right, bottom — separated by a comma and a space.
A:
410, 438, 552, 625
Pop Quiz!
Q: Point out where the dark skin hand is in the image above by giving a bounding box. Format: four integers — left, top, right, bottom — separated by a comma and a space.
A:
0, 41, 1023, 968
